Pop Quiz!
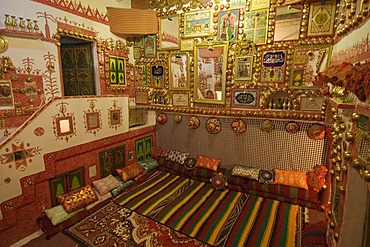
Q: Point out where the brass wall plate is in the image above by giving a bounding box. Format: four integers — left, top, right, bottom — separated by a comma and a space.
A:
0, 35, 8, 53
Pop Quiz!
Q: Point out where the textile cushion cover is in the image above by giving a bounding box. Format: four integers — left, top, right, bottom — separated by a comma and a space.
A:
166, 150, 190, 165
259, 169, 274, 184
117, 163, 144, 182
210, 173, 228, 190
92, 174, 121, 196
111, 179, 135, 197
149, 146, 168, 158
159, 159, 190, 177
232, 165, 260, 181
195, 155, 220, 172
45, 205, 84, 226
274, 169, 309, 190
57, 184, 98, 213
138, 156, 159, 172
302, 221, 328, 246
307, 164, 328, 192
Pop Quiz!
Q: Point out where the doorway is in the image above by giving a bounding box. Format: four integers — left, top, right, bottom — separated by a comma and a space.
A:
60, 36, 96, 96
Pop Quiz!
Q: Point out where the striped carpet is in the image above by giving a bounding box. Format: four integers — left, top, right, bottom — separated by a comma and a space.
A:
115, 170, 300, 247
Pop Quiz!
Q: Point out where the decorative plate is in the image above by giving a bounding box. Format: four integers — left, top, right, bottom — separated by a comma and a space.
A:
206, 117, 221, 134
307, 123, 326, 140
188, 116, 200, 129
210, 172, 228, 190
157, 113, 167, 125
260, 120, 275, 133
0, 35, 8, 53
231, 119, 246, 135
285, 122, 299, 134
174, 114, 182, 124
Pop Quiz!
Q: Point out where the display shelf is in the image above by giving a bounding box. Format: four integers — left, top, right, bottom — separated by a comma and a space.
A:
0, 29, 44, 39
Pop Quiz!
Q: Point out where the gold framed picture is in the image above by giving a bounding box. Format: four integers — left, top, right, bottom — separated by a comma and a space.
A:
184, 10, 212, 38
180, 39, 195, 51
169, 52, 189, 90
159, 15, 179, 50
235, 56, 253, 80
172, 92, 190, 107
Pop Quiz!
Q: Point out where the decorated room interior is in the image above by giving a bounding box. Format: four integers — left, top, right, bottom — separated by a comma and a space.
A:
0, 0, 370, 246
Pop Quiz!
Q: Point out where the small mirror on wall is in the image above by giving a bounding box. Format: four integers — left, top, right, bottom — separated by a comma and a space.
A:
194, 43, 228, 104
169, 52, 190, 90
274, 5, 302, 41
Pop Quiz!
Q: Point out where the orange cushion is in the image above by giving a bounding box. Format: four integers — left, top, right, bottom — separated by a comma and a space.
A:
195, 155, 220, 172
274, 169, 308, 190
57, 184, 98, 213
117, 163, 144, 182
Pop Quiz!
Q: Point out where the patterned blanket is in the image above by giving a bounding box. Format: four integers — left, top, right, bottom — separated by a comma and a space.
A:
115, 170, 301, 247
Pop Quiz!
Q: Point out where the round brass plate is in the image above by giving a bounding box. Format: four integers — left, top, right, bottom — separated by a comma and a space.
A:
0, 35, 8, 53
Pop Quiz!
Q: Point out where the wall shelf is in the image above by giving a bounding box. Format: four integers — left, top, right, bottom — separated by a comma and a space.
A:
0, 29, 44, 39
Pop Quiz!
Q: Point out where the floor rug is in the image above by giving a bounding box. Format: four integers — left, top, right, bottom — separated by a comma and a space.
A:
64, 202, 210, 247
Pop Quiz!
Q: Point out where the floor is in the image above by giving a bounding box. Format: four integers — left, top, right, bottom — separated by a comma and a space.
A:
20, 232, 78, 247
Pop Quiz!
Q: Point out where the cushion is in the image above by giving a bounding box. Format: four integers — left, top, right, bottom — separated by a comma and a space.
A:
57, 184, 98, 213
92, 174, 121, 196
184, 157, 197, 170
210, 172, 228, 190
195, 155, 220, 172
149, 146, 168, 158
138, 156, 159, 172
166, 150, 190, 165
45, 205, 84, 226
111, 179, 135, 197
117, 163, 144, 182
232, 165, 260, 181
307, 164, 328, 192
85, 188, 112, 211
274, 169, 309, 190
258, 169, 274, 184
302, 221, 328, 246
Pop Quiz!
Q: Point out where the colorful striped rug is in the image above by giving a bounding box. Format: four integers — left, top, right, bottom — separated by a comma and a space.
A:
115, 170, 300, 247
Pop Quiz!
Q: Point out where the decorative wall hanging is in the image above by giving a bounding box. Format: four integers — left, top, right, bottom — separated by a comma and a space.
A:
151, 65, 165, 88
290, 45, 332, 88
109, 56, 126, 86
250, 0, 270, 11
231, 89, 259, 108
260, 120, 275, 133
206, 117, 221, 134
108, 100, 122, 129
83, 99, 102, 135
169, 52, 189, 90
0, 79, 14, 109
172, 92, 190, 107
217, 10, 239, 41
180, 39, 195, 51
307, 123, 326, 140
159, 15, 179, 50
244, 9, 269, 45
231, 119, 246, 135
300, 96, 325, 111
157, 113, 167, 124
184, 10, 212, 38
174, 114, 182, 124
144, 34, 157, 58
261, 50, 286, 83
285, 122, 300, 134
194, 43, 228, 104
308, 1, 336, 36
135, 91, 149, 104
235, 56, 253, 80
53, 101, 76, 142
188, 116, 200, 129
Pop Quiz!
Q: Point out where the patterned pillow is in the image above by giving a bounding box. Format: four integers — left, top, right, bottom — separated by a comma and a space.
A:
274, 169, 308, 190
92, 174, 121, 196
258, 169, 274, 184
210, 172, 228, 190
184, 157, 197, 170
149, 146, 168, 158
138, 156, 159, 172
232, 165, 260, 181
117, 163, 144, 182
307, 164, 328, 192
45, 205, 84, 226
111, 178, 134, 197
195, 155, 220, 172
57, 184, 98, 213
166, 150, 190, 165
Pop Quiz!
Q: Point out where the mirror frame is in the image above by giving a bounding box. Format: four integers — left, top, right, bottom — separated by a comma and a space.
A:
273, 4, 302, 42
194, 43, 228, 104
168, 52, 190, 90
